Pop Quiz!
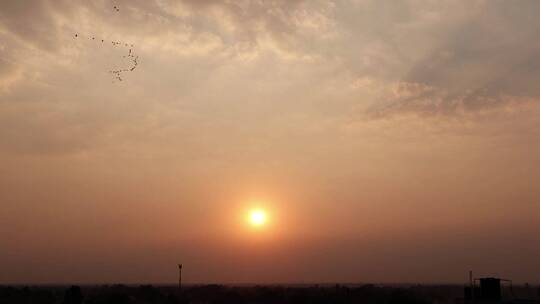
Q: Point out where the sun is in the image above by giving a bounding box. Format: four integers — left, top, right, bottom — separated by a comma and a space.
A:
249, 209, 267, 227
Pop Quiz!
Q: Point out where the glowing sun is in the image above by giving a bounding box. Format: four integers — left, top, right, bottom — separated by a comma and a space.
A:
249, 209, 267, 227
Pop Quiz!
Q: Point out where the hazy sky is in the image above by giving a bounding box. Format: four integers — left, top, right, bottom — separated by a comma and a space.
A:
1, 0, 540, 284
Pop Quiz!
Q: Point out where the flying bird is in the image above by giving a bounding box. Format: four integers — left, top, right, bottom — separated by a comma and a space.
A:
72, 4, 139, 82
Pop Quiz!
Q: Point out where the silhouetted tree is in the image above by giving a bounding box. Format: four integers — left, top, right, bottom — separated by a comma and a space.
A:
63, 286, 83, 304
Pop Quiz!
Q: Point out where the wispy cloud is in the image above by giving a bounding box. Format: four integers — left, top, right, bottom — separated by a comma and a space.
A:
2, 1, 540, 283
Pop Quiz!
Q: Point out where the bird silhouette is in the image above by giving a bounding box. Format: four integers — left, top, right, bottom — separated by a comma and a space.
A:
72, 4, 139, 82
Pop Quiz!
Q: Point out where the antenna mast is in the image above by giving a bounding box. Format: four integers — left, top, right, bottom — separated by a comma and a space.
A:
178, 264, 183, 290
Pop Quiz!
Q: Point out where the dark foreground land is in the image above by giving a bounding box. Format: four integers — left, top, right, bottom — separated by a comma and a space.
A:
1, 284, 539, 304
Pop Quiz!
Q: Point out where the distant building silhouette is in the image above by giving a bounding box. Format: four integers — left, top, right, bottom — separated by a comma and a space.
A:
479, 278, 502, 302
463, 272, 518, 303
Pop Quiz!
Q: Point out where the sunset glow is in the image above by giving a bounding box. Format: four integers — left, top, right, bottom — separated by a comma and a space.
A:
249, 209, 267, 227
2, 0, 540, 286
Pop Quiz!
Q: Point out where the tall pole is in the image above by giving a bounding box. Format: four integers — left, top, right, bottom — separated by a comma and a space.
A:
470, 270, 474, 303
178, 264, 183, 291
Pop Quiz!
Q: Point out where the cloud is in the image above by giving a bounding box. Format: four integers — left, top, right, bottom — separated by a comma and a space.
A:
330, 0, 540, 118
404, 1, 540, 96
1, 0, 540, 152
353, 79, 540, 119
0, 0, 340, 63
0, 0, 77, 51
2, 1, 540, 284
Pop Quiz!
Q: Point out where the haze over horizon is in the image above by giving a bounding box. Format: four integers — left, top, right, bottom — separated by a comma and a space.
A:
1, 0, 539, 285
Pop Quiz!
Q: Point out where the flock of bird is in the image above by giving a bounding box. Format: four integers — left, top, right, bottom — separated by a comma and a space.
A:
110, 47, 139, 82
73, 3, 139, 82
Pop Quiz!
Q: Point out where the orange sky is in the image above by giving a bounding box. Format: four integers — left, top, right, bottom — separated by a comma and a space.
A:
1, 0, 540, 284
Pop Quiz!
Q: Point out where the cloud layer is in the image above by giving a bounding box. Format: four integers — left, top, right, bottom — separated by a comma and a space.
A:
1, 0, 540, 284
